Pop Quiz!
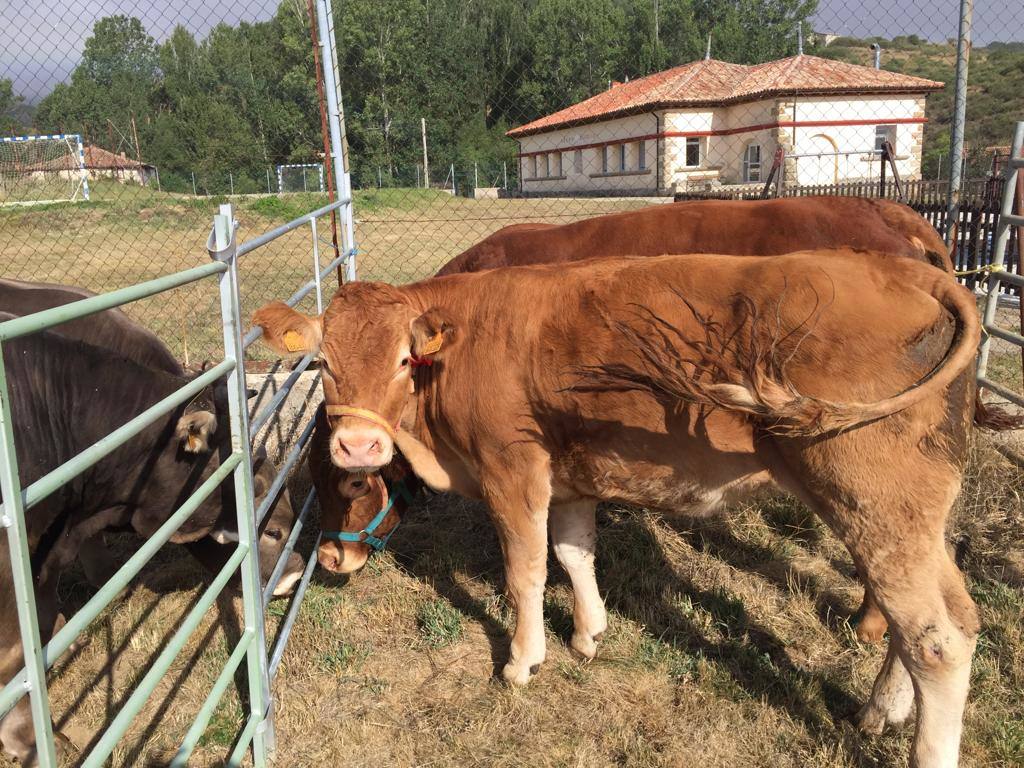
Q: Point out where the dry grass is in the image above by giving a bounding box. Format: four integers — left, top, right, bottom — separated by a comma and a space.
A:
1, 183, 662, 362
2, 430, 1019, 768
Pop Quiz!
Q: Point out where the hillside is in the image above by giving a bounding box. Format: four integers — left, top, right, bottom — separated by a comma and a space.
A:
812, 35, 1024, 178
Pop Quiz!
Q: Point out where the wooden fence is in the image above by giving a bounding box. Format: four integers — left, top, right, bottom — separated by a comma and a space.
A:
676, 177, 1022, 295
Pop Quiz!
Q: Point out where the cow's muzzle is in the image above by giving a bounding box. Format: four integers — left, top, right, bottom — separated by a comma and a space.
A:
326, 405, 398, 470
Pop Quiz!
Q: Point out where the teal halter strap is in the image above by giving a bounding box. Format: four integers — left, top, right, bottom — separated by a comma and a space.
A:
321, 477, 415, 551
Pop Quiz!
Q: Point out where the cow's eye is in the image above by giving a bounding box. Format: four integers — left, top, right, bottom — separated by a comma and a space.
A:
401, 357, 409, 367
264, 528, 283, 541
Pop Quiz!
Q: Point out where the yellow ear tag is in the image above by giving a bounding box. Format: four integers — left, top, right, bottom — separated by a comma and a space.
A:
421, 331, 443, 356
283, 330, 305, 353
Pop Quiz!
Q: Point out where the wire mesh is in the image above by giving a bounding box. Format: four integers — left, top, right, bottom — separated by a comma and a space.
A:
1, 0, 1023, 763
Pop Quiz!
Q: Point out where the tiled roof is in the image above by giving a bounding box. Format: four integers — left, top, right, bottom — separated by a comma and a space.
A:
24, 145, 151, 170
507, 55, 943, 138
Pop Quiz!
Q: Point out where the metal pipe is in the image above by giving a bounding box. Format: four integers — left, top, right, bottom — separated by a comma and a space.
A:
944, 0, 974, 243
227, 712, 262, 768
242, 248, 350, 350
314, 0, 356, 281
170, 628, 255, 767
0, 454, 243, 718
268, 534, 321, 679
248, 353, 317, 437
262, 488, 317, 603
255, 416, 317, 527
0, 261, 227, 342
236, 197, 350, 258
0, 354, 58, 765
212, 204, 274, 763
976, 121, 1023, 381
80, 545, 249, 768
0, 359, 234, 519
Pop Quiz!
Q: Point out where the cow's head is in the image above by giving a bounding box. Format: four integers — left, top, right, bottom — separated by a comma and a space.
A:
308, 404, 414, 574
253, 283, 454, 472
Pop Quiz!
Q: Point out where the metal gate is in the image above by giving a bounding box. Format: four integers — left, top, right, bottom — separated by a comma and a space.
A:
976, 121, 1024, 409
0, 0, 353, 763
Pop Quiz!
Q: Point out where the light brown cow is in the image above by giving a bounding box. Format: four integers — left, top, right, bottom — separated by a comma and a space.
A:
256, 249, 979, 767
316, 197, 964, 642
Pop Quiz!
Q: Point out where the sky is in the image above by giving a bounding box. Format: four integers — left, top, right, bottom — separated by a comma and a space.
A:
1, 0, 1022, 104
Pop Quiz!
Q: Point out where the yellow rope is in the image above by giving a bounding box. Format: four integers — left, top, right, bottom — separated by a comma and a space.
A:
955, 263, 1004, 277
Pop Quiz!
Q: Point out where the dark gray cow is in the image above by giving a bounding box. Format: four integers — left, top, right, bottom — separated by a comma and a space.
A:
0, 278, 304, 596
0, 284, 300, 765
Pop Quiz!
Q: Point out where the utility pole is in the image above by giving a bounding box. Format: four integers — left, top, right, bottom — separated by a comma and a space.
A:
191, 171, 197, 195
130, 112, 142, 163
945, 0, 973, 243
503, 161, 507, 190
474, 162, 479, 191
421, 118, 429, 188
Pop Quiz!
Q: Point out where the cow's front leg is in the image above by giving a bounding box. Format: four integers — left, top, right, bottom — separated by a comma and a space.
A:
550, 499, 606, 660
484, 468, 552, 686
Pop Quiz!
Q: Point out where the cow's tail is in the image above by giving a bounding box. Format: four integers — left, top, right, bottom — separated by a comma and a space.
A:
579, 279, 979, 437
698, 279, 979, 434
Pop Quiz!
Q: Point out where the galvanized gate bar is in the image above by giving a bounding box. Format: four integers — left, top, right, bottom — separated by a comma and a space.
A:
249, 352, 317, 437
977, 120, 1024, 383
242, 246, 352, 351
0, 261, 226, 342
210, 204, 274, 764
255, 416, 317, 527
0, 353, 59, 765
0, 453, 242, 717
0, 358, 234, 519
262, 488, 317, 603
235, 197, 350, 259
171, 628, 256, 767
268, 534, 322, 680
80, 545, 250, 768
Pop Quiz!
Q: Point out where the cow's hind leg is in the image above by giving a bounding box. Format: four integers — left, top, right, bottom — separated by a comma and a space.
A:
810, 474, 976, 768
550, 499, 606, 660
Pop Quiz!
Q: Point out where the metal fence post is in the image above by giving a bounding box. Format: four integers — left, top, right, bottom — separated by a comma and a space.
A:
315, 0, 357, 282
208, 204, 274, 763
944, 0, 974, 242
0, 354, 58, 768
311, 217, 324, 313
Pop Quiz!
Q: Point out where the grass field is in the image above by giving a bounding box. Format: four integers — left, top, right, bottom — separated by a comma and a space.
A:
1, 184, 1023, 767
1, 182, 660, 362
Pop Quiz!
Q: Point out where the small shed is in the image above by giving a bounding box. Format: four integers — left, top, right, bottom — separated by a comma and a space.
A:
28, 144, 157, 186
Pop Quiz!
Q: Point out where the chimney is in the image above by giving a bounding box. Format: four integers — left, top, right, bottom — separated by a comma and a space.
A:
870, 43, 881, 69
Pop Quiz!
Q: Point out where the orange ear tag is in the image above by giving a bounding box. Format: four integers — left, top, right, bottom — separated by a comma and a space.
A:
283, 330, 305, 353
420, 332, 443, 356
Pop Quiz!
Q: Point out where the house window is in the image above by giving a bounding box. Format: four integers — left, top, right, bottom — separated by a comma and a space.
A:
601, 146, 609, 173
556, 152, 564, 177
638, 140, 646, 170
684, 137, 701, 167
743, 143, 762, 182
574, 149, 582, 174
618, 143, 627, 171
543, 153, 551, 177
529, 156, 537, 178
875, 124, 897, 152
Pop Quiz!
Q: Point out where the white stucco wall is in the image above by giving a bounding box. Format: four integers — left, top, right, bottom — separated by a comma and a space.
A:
781, 95, 926, 185
516, 112, 659, 195
515, 92, 928, 196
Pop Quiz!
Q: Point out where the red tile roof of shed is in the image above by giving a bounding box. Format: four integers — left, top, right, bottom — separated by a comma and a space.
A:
507, 55, 943, 138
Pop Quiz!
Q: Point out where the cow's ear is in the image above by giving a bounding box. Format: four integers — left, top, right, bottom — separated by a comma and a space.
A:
252, 301, 322, 357
411, 308, 457, 360
176, 411, 218, 453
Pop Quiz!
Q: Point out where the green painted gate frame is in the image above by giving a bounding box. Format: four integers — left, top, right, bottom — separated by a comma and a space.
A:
0, 196, 354, 767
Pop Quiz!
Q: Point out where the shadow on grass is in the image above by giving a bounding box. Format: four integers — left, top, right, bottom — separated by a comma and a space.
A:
380, 493, 883, 764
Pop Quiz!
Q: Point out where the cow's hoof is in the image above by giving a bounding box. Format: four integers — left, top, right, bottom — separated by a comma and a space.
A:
856, 617, 888, 644
502, 661, 539, 686
569, 631, 600, 661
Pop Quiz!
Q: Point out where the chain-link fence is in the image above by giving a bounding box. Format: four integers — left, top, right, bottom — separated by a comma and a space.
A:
3, 1, 1023, 361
